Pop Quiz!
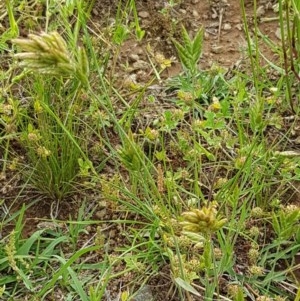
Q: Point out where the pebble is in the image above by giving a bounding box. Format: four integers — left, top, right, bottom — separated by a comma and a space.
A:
136, 48, 143, 55
223, 23, 232, 30
192, 10, 199, 17
235, 24, 243, 31
192, 0, 200, 3
275, 28, 282, 40
95, 210, 106, 219
129, 54, 140, 62
98, 200, 107, 209
212, 12, 218, 19
211, 45, 224, 54
138, 11, 149, 18
92, 8, 99, 16
256, 5, 266, 17
132, 285, 153, 301
133, 60, 148, 70
179, 9, 187, 15
109, 229, 116, 238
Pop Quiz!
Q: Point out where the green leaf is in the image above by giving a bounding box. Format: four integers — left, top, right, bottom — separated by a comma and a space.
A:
174, 277, 201, 297
17, 230, 45, 256
181, 25, 193, 54
272, 212, 281, 236
55, 256, 89, 301
192, 27, 203, 64
37, 245, 101, 299
172, 38, 192, 70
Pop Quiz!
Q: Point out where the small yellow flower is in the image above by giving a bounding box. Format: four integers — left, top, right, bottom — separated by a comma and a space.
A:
214, 177, 228, 189
283, 204, 299, 214
144, 127, 159, 141
249, 226, 260, 237
123, 76, 141, 90
234, 156, 246, 169
185, 257, 203, 273
28, 132, 40, 142
248, 248, 260, 264
208, 97, 221, 112
0, 104, 13, 115
8, 158, 19, 171
177, 235, 192, 249
227, 284, 244, 298
155, 52, 172, 69
177, 90, 194, 105
192, 119, 206, 129
249, 265, 264, 276
172, 109, 185, 120
34, 100, 43, 114
214, 247, 223, 259
250, 207, 264, 218
266, 96, 276, 105
36, 146, 51, 158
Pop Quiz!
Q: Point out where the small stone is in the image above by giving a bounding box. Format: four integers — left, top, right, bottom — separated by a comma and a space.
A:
109, 229, 116, 238
265, 1, 273, 10
232, 18, 241, 24
132, 285, 153, 301
136, 48, 143, 55
256, 5, 265, 17
211, 45, 224, 54
192, 10, 199, 17
212, 12, 218, 19
138, 11, 149, 18
235, 24, 243, 31
95, 210, 106, 219
129, 54, 140, 62
179, 9, 187, 14
98, 201, 107, 209
92, 8, 99, 16
192, 0, 200, 3
133, 60, 148, 70
223, 23, 232, 30
275, 27, 282, 40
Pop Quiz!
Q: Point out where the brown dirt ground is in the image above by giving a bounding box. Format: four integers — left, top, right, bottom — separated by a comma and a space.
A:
91, 0, 279, 77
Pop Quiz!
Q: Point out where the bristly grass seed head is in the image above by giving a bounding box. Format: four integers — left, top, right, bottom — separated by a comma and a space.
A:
12, 32, 75, 76
181, 201, 227, 235
12, 32, 89, 86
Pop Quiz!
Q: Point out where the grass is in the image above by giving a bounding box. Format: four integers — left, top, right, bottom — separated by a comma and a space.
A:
0, 0, 300, 300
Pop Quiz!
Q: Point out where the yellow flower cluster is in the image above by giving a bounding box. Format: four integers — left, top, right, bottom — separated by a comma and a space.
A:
181, 201, 227, 235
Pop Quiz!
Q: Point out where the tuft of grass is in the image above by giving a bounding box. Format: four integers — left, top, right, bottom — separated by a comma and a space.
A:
10, 31, 94, 200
